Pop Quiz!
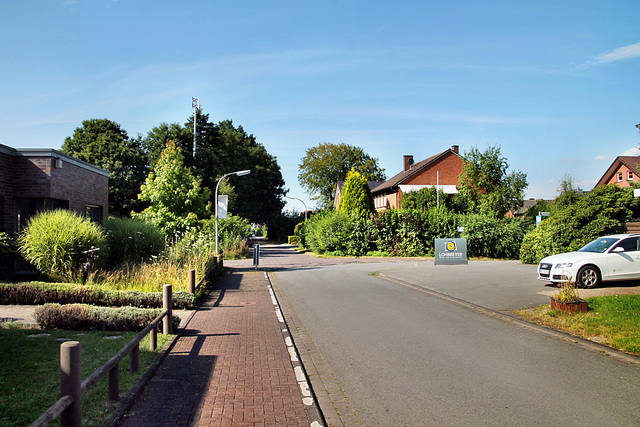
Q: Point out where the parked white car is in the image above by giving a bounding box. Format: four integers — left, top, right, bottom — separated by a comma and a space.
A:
537, 234, 640, 288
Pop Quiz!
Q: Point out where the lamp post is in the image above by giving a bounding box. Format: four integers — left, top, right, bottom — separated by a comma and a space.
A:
285, 196, 308, 221
215, 170, 251, 255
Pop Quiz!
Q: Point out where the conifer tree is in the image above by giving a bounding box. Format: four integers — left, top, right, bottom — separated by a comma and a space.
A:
338, 169, 374, 217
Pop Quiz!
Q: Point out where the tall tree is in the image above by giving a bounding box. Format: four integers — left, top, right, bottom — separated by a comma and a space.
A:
132, 141, 211, 237
143, 113, 286, 225
458, 145, 528, 218
298, 142, 386, 208
61, 119, 147, 216
338, 169, 374, 217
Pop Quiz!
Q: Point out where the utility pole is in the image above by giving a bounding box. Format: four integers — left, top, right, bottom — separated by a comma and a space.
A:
192, 97, 200, 158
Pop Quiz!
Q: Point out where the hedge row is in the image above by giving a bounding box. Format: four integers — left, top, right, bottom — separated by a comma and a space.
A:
0, 282, 196, 309
33, 303, 181, 331
297, 208, 528, 259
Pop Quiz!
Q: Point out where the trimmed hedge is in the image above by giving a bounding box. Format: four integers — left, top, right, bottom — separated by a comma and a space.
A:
33, 303, 181, 331
0, 282, 196, 309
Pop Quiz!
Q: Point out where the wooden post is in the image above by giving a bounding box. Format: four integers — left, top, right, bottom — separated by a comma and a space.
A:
109, 364, 119, 401
60, 341, 81, 427
130, 343, 139, 373
150, 326, 157, 351
188, 269, 196, 293
163, 284, 172, 335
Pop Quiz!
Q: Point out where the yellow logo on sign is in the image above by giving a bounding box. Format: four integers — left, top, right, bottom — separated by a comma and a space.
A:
445, 241, 457, 251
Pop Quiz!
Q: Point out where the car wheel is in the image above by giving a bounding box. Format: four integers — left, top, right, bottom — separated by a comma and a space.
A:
576, 265, 601, 289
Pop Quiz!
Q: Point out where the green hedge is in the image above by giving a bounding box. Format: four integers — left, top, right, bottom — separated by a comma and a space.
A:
0, 282, 196, 309
298, 208, 527, 259
33, 303, 181, 331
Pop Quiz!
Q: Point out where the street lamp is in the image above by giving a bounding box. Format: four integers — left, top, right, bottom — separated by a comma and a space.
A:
215, 169, 251, 255
285, 196, 308, 221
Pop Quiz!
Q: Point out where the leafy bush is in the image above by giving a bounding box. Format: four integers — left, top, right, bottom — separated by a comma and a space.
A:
18, 210, 106, 281
520, 185, 638, 264
460, 214, 526, 259
104, 216, 165, 267
304, 210, 353, 255
0, 282, 196, 309
33, 303, 181, 331
288, 236, 299, 245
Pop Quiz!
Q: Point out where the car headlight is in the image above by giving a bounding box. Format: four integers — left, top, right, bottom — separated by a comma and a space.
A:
554, 262, 573, 269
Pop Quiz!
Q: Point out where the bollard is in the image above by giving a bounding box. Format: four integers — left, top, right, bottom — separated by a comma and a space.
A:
163, 284, 173, 335
188, 269, 196, 294
253, 243, 260, 269
60, 341, 81, 427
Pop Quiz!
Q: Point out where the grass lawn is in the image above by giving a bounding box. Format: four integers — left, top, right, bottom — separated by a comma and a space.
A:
515, 294, 640, 356
0, 326, 173, 427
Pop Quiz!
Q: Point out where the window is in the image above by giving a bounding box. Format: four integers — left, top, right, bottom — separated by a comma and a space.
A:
85, 205, 103, 224
617, 172, 623, 182
628, 171, 634, 181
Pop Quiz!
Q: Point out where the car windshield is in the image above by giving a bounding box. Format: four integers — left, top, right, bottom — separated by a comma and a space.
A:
578, 237, 619, 253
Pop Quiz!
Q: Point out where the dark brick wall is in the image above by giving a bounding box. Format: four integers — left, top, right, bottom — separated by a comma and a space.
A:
50, 159, 109, 221
0, 151, 15, 235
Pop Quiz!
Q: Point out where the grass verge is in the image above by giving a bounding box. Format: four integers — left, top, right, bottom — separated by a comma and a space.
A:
514, 294, 640, 356
0, 326, 173, 426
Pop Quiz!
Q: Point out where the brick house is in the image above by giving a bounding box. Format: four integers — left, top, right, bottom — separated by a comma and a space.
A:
594, 156, 640, 189
0, 143, 109, 239
368, 145, 465, 211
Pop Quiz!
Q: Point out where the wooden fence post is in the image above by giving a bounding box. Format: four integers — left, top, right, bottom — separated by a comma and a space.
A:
109, 364, 119, 401
163, 284, 172, 335
188, 269, 196, 293
150, 326, 157, 351
130, 344, 139, 373
60, 341, 81, 427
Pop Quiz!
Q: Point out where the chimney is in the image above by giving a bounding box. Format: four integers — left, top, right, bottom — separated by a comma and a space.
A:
451, 145, 459, 154
403, 155, 414, 171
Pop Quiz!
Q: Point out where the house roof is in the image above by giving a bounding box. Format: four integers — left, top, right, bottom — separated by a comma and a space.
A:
372, 148, 461, 194
595, 156, 640, 187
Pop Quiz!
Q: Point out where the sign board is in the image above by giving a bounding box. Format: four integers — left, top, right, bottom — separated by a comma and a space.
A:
217, 195, 228, 219
434, 238, 468, 265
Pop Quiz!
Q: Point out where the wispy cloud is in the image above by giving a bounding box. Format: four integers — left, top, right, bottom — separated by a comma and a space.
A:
594, 155, 609, 161
590, 42, 640, 65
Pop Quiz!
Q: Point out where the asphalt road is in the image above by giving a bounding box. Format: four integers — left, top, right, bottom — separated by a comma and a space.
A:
272, 262, 640, 426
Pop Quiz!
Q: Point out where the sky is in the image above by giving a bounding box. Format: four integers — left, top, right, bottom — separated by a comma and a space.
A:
2, 0, 640, 213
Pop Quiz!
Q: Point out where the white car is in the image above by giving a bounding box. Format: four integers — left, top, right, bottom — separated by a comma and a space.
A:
537, 234, 640, 289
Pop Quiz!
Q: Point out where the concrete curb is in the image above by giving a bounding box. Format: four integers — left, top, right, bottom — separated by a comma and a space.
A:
264, 271, 326, 427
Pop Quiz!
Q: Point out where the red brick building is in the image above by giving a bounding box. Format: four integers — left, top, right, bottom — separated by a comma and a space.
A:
0, 143, 109, 238
369, 145, 465, 211
594, 156, 640, 190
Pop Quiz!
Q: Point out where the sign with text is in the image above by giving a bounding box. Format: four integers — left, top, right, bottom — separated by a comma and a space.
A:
217, 195, 228, 219
434, 238, 468, 265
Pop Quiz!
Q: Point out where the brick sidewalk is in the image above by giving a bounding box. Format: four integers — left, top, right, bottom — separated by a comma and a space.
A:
119, 269, 309, 426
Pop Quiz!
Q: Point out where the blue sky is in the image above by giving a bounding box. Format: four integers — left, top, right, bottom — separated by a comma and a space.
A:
2, 1, 640, 213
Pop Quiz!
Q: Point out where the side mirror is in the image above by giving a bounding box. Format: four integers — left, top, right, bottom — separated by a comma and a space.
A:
613, 246, 625, 253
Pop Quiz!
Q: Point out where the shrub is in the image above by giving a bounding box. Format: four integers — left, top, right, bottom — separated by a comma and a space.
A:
288, 236, 299, 245
460, 214, 526, 259
0, 282, 196, 309
104, 217, 165, 267
18, 210, 106, 282
304, 210, 353, 255
33, 303, 181, 331
520, 185, 637, 264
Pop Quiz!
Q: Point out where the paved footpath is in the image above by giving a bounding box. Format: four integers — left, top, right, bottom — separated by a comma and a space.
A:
119, 268, 310, 427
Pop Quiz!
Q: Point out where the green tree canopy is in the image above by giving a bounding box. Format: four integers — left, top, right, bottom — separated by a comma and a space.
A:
400, 187, 449, 211
458, 145, 528, 218
338, 169, 375, 217
132, 141, 211, 237
298, 142, 386, 208
142, 113, 285, 226
61, 118, 148, 216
